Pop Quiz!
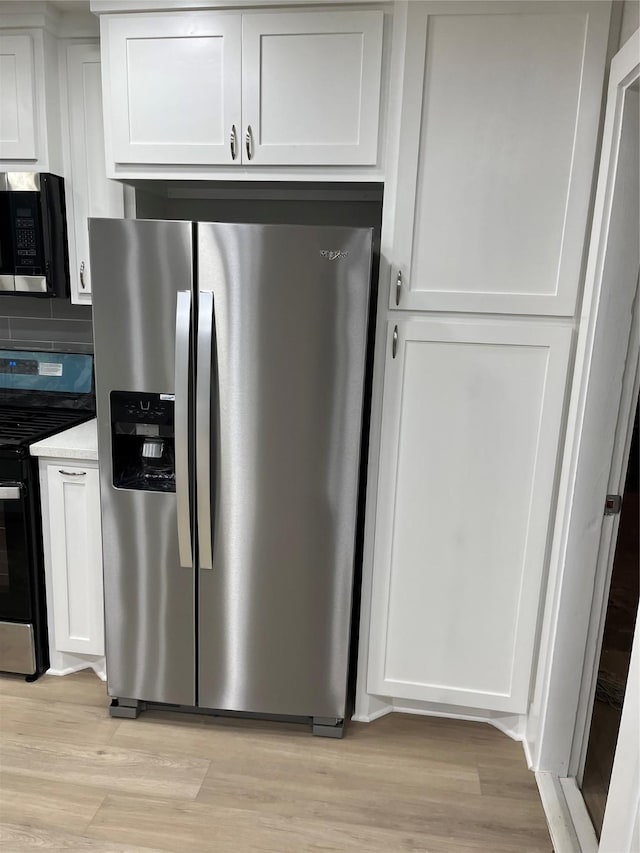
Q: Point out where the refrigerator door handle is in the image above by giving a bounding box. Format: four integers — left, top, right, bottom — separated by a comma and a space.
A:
196, 290, 214, 570
175, 290, 193, 568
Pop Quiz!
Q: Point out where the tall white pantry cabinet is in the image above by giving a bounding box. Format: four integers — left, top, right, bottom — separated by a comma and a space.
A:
360, 1, 611, 719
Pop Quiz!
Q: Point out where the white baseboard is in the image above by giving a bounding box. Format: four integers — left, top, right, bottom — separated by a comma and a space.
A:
47, 657, 106, 681
352, 704, 392, 723
47, 665, 84, 677
352, 694, 525, 742
386, 693, 526, 740
523, 733, 534, 769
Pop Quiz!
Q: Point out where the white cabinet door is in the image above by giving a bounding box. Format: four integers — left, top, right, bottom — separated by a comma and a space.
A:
46, 463, 104, 656
367, 317, 572, 713
102, 12, 241, 166
391, 2, 610, 315
63, 44, 124, 305
241, 11, 383, 165
0, 34, 37, 160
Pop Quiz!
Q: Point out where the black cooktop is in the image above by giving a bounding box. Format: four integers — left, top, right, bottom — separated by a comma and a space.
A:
0, 407, 93, 457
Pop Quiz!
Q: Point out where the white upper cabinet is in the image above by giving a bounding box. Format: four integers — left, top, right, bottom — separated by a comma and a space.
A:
367, 317, 572, 713
391, 1, 610, 315
99, 8, 384, 175
241, 11, 383, 166
0, 34, 37, 160
62, 43, 124, 304
0, 28, 63, 173
101, 12, 242, 166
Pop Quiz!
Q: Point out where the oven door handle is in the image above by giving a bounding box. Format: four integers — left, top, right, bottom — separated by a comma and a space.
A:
0, 484, 23, 500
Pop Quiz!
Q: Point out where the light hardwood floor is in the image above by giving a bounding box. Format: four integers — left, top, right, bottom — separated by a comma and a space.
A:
0, 671, 552, 852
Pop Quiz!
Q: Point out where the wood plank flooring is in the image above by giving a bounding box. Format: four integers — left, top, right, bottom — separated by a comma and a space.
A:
0, 671, 552, 852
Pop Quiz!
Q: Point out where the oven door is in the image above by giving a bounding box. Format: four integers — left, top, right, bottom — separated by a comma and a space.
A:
0, 481, 32, 621
0, 481, 37, 674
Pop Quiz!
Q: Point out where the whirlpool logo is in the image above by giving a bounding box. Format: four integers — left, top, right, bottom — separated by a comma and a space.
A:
320, 250, 349, 261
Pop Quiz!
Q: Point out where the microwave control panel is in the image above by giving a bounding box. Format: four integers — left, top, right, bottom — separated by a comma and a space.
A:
9, 194, 45, 276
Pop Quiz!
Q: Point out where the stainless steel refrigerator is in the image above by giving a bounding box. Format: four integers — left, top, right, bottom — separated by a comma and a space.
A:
89, 219, 372, 737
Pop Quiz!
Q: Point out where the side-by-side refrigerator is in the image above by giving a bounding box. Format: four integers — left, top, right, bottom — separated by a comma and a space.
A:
89, 219, 372, 736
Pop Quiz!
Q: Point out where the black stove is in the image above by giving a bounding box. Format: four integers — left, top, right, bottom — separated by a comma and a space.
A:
0, 406, 93, 455
0, 349, 95, 680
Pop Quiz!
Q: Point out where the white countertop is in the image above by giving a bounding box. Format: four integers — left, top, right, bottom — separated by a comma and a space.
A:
30, 418, 98, 461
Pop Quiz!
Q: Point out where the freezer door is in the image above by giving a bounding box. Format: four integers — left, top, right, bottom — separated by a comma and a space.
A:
197, 223, 372, 718
89, 218, 196, 706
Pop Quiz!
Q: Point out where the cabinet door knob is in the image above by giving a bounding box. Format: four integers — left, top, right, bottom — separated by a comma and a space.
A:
392, 325, 398, 359
230, 124, 237, 160
395, 270, 402, 306
245, 125, 253, 161
59, 470, 86, 477
80, 261, 86, 289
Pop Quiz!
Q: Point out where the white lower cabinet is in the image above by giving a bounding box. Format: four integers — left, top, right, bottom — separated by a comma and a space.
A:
40, 459, 104, 667
367, 317, 572, 714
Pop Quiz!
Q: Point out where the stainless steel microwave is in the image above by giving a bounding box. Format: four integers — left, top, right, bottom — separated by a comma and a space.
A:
0, 173, 69, 297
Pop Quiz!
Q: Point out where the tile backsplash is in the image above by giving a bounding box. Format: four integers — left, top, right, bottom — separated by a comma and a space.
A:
0, 296, 93, 354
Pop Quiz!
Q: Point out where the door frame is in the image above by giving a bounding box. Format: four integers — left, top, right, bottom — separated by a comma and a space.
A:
527, 26, 640, 782
572, 304, 639, 784
598, 610, 640, 851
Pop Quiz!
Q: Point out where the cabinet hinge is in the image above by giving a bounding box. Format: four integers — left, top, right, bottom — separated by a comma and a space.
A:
604, 494, 623, 516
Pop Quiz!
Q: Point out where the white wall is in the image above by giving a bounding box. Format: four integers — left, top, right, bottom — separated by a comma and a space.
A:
620, 0, 639, 46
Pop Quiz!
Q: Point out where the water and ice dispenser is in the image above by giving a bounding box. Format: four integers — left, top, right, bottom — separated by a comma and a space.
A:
110, 391, 176, 492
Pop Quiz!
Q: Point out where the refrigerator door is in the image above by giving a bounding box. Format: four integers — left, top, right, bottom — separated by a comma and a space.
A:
90, 218, 196, 706
197, 223, 372, 719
